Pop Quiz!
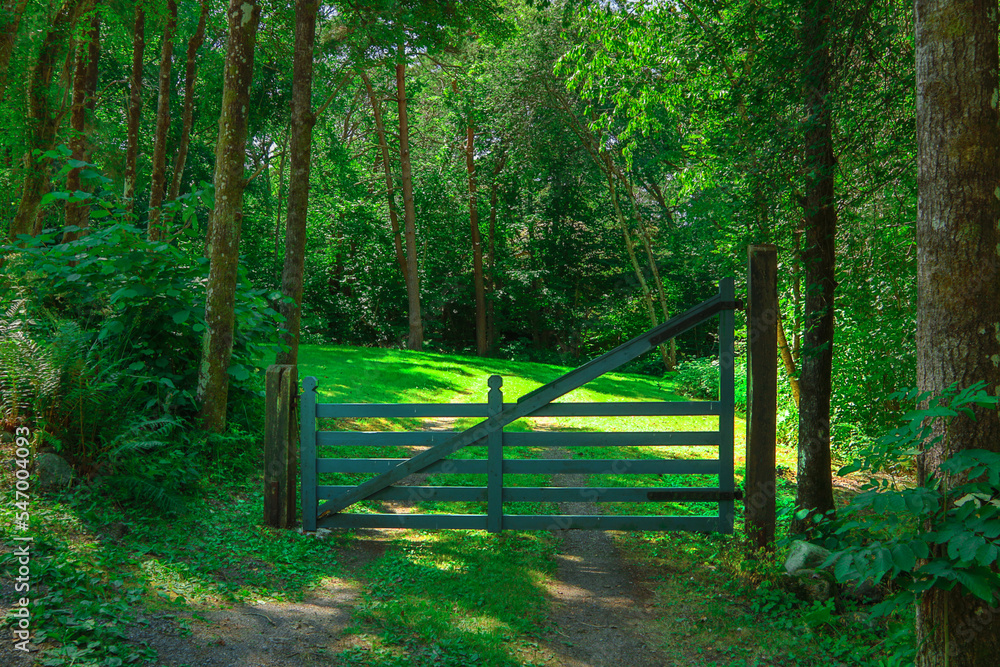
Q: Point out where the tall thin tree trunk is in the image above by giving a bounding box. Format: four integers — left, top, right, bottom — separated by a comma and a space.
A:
273, 122, 289, 279
274, 0, 318, 368
147, 0, 177, 241
0, 0, 29, 101
8, 0, 85, 241
792, 0, 838, 534
914, 0, 1000, 663
466, 123, 487, 356
164, 0, 209, 226
123, 3, 145, 214
196, 0, 261, 432
776, 315, 801, 408
361, 70, 406, 280
64, 8, 100, 243
624, 173, 675, 369
792, 226, 802, 362
603, 157, 668, 369
486, 157, 504, 352
396, 45, 422, 350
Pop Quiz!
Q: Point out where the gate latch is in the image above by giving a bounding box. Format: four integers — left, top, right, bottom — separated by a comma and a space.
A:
646, 488, 744, 502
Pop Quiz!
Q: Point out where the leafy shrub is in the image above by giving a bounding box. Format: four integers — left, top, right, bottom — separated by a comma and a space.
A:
1, 153, 282, 508
819, 383, 1000, 661
671, 355, 748, 408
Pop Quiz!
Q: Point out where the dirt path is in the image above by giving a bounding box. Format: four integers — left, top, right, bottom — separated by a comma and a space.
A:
109, 425, 667, 666
538, 457, 670, 667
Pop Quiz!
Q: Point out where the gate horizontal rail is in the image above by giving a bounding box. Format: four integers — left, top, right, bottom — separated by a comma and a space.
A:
300, 279, 740, 534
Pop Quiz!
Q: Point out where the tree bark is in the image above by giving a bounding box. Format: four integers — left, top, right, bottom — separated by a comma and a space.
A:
64, 8, 100, 243
776, 314, 801, 408
147, 0, 177, 241
486, 155, 504, 352
466, 123, 487, 356
792, 0, 838, 534
123, 3, 145, 214
396, 46, 423, 350
914, 0, 1000, 663
0, 0, 29, 102
8, 0, 85, 241
196, 0, 261, 433
274, 0, 319, 368
361, 70, 406, 280
164, 0, 209, 225
273, 122, 289, 278
623, 173, 675, 369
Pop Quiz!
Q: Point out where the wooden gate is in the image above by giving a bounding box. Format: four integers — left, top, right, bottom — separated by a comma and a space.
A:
300, 279, 741, 533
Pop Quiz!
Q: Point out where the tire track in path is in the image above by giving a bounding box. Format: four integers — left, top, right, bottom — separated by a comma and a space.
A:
539, 449, 670, 667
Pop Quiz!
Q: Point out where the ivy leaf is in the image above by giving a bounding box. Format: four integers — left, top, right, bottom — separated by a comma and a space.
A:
172, 310, 190, 324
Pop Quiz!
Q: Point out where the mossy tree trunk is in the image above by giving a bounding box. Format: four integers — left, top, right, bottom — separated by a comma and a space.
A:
196, 0, 261, 433
163, 0, 209, 233
8, 0, 86, 241
0, 0, 29, 102
275, 0, 319, 368
63, 7, 100, 243
123, 2, 145, 214
914, 0, 1000, 663
791, 0, 837, 534
147, 0, 177, 241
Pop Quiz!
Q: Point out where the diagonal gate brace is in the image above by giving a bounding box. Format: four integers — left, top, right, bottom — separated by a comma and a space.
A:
316, 283, 740, 518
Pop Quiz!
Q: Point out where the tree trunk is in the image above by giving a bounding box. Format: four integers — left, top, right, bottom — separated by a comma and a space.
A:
273, 122, 289, 278
64, 8, 100, 243
792, 0, 838, 534
486, 157, 504, 352
123, 3, 145, 214
603, 157, 668, 369
8, 0, 85, 242
914, 0, 1000, 663
361, 70, 406, 280
147, 0, 177, 241
396, 46, 422, 350
274, 0, 318, 368
0, 0, 29, 102
196, 0, 261, 433
624, 173, 676, 369
776, 314, 801, 408
164, 0, 209, 227
466, 123, 487, 356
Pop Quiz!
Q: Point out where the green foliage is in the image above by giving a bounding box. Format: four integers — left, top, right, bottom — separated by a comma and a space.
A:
1, 161, 284, 422
671, 355, 748, 408
821, 383, 1000, 656
0, 537, 155, 667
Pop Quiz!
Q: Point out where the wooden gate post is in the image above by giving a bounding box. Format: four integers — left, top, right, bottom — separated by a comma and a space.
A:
746, 245, 778, 549
486, 375, 504, 534
264, 364, 298, 528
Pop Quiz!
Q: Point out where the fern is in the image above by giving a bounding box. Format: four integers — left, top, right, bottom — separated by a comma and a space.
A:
101, 473, 186, 515
105, 415, 185, 459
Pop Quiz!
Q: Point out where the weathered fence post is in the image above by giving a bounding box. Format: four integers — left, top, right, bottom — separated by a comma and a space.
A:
746, 245, 778, 549
486, 375, 504, 534
264, 364, 298, 528
718, 278, 736, 534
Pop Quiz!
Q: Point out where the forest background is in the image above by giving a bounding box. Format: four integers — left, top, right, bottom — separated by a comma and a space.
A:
0, 0, 915, 449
